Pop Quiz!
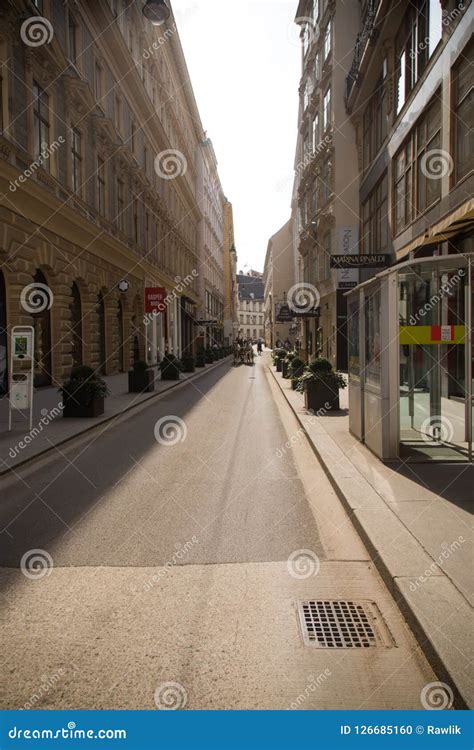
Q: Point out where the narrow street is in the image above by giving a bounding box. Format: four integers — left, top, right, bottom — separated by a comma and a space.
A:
1, 356, 436, 710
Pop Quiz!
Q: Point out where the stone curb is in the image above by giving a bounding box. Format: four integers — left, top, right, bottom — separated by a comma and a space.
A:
0, 357, 232, 478
268, 364, 471, 710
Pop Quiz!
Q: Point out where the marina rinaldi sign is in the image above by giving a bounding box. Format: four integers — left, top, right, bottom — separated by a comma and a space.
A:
331, 254, 389, 269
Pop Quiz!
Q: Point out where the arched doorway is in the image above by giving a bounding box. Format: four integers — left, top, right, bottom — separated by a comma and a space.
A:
0, 271, 7, 395
97, 292, 106, 374
32, 270, 52, 387
117, 299, 124, 372
69, 282, 83, 368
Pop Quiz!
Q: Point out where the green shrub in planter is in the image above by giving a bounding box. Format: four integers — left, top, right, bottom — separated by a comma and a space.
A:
128, 360, 154, 393
290, 356, 305, 390
204, 348, 214, 364
181, 352, 196, 373
196, 349, 206, 367
296, 357, 346, 411
273, 348, 287, 372
160, 353, 182, 380
61, 365, 109, 418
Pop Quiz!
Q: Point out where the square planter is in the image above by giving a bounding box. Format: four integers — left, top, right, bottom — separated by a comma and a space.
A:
304, 379, 339, 412
182, 362, 195, 373
63, 396, 104, 418
128, 369, 154, 393
161, 368, 180, 380
195, 355, 206, 367
282, 360, 290, 379
276, 359, 283, 373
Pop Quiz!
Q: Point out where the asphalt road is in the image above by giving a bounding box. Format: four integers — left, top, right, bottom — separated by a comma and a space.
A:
0, 355, 437, 709
0, 357, 322, 568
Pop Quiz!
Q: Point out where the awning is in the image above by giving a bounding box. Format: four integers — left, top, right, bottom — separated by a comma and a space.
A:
396, 199, 474, 260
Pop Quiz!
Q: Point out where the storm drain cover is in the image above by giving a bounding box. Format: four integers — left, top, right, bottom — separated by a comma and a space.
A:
297, 600, 394, 648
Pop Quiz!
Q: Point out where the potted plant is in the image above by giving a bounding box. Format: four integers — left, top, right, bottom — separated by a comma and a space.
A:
282, 351, 296, 379
160, 353, 182, 381
196, 349, 206, 367
274, 348, 287, 373
181, 352, 196, 373
297, 357, 346, 411
128, 360, 154, 393
61, 365, 109, 418
289, 356, 305, 390
205, 348, 214, 364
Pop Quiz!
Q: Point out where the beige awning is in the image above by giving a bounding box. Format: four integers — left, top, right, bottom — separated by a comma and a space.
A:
396, 199, 474, 260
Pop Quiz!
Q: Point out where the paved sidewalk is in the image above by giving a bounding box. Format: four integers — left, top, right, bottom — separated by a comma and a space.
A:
0, 358, 232, 475
268, 356, 473, 709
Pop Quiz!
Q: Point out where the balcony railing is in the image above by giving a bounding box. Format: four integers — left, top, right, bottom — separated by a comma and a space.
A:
345, 0, 379, 102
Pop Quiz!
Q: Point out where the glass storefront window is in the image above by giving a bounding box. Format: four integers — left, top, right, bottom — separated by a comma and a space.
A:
365, 288, 381, 388
347, 298, 360, 379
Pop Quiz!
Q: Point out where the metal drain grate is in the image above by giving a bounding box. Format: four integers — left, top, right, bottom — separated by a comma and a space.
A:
297, 600, 393, 648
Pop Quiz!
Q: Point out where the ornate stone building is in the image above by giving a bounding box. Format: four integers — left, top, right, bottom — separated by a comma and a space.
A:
294, 0, 360, 368
223, 199, 238, 346
0, 0, 221, 394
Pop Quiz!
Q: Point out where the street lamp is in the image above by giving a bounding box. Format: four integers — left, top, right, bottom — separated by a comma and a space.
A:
142, 0, 171, 25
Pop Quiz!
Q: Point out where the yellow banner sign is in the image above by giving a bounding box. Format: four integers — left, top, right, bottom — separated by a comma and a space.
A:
400, 325, 465, 345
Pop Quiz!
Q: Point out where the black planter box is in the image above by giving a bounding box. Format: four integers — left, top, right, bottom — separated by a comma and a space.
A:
63, 396, 105, 418
282, 361, 290, 378
182, 361, 195, 373
196, 355, 206, 367
276, 359, 283, 372
304, 379, 339, 412
128, 369, 154, 393
161, 367, 180, 380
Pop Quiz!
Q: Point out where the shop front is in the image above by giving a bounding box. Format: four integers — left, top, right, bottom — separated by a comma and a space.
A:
346, 255, 472, 462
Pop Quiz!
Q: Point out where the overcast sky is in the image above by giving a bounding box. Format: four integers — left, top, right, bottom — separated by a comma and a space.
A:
174, 0, 301, 273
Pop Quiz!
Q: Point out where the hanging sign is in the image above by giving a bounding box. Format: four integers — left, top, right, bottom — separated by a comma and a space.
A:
145, 287, 166, 314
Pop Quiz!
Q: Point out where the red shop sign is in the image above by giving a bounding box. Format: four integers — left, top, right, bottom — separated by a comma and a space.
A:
145, 287, 166, 314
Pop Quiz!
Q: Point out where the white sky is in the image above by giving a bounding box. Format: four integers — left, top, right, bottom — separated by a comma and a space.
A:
173, 0, 301, 273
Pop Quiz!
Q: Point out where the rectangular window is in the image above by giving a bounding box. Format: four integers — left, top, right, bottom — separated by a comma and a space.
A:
71, 127, 82, 193
363, 76, 387, 169
395, 0, 439, 115
324, 20, 331, 61
68, 13, 77, 63
323, 87, 331, 131
117, 177, 125, 230
97, 156, 105, 214
33, 82, 49, 163
361, 173, 388, 254
312, 113, 319, 151
94, 62, 103, 101
393, 97, 441, 234
452, 41, 473, 184
321, 157, 332, 204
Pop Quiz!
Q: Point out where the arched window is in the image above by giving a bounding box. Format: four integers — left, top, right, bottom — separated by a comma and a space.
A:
69, 282, 83, 368
0, 271, 7, 395
32, 270, 52, 387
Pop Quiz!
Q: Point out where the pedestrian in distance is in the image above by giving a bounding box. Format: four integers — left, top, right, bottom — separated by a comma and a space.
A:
257, 340, 263, 355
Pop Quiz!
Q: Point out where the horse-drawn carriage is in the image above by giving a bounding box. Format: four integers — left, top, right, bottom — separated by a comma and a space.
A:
233, 340, 254, 366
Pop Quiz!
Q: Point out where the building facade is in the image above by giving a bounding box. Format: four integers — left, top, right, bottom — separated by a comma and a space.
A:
263, 219, 296, 348
0, 0, 229, 396
346, 0, 473, 267
195, 136, 226, 349
294, 0, 360, 369
237, 272, 265, 342
223, 199, 239, 346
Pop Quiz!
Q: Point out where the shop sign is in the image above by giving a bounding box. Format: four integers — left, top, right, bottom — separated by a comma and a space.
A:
331, 254, 389, 269
275, 303, 293, 322
145, 287, 166, 313
399, 325, 465, 345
